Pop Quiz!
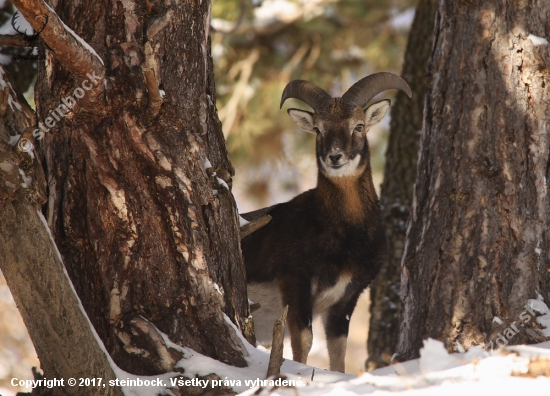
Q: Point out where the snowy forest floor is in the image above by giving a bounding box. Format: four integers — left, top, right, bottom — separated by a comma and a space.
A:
2, 292, 550, 396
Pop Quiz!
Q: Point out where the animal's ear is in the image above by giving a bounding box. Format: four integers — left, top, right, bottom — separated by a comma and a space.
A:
288, 108, 315, 134
364, 99, 391, 128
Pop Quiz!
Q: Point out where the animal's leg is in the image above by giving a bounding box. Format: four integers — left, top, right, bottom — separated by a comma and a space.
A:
323, 288, 362, 372
283, 277, 313, 364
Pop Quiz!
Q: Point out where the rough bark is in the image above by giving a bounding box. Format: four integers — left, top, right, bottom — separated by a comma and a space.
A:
396, 0, 550, 361
366, 0, 438, 371
0, 66, 123, 396
8, 0, 249, 383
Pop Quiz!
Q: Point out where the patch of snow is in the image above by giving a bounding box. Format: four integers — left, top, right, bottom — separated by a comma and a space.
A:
527, 294, 549, 314
204, 158, 212, 169
43, 3, 105, 65
530, 293, 550, 337
213, 282, 223, 295
8, 134, 21, 146
493, 316, 504, 325
535, 248, 542, 254
8, 93, 22, 111
239, 215, 250, 226
216, 176, 229, 190
19, 168, 32, 188
419, 338, 462, 373
0, 387, 16, 396
159, 90, 165, 99
528, 34, 549, 46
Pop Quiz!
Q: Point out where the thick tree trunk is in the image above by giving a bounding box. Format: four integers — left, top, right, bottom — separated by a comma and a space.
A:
396, 0, 550, 361
9, 0, 249, 382
0, 66, 123, 396
366, 0, 438, 371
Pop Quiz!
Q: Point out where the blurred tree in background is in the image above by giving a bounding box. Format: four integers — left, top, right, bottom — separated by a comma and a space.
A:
367, 0, 437, 370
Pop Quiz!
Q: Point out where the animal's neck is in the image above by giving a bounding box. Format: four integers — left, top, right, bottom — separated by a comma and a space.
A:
316, 166, 378, 226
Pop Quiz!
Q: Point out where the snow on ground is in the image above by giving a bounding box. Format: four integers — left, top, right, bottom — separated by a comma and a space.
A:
239, 340, 550, 395
124, 313, 550, 396
162, 314, 353, 394
10, 212, 550, 395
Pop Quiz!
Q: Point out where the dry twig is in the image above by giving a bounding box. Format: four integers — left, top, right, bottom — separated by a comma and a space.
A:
240, 214, 271, 239
266, 305, 288, 378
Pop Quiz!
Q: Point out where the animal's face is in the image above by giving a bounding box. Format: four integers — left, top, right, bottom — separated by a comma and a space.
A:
288, 98, 390, 178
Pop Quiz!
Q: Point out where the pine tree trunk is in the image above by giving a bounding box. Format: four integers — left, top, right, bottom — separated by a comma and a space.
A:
24, 0, 248, 376
396, 0, 550, 361
366, 0, 438, 371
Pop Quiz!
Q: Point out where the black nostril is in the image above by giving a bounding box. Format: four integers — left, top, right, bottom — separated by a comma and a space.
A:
329, 154, 342, 164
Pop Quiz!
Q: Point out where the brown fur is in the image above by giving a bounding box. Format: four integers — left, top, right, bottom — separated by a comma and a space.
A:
326, 172, 372, 224
242, 97, 390, 373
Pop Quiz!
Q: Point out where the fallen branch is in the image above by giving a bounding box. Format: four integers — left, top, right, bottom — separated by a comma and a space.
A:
266, 305, 288, 378
240, 214, 271, 239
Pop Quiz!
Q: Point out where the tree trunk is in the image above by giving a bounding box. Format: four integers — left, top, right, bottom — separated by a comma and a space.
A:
396, 0, 550, 361
1, 66, 123, 395
366, 0, 438, 371
10, 0, 249, 383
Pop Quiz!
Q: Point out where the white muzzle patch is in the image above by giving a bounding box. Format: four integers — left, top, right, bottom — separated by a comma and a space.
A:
320, 155, 362, 177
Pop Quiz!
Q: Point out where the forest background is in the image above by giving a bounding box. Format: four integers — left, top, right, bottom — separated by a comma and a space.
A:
0, 0, 416, 391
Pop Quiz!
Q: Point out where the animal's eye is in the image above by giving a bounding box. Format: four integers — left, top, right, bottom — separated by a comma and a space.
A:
354, 124, 364, 133
313, 127, 321, 134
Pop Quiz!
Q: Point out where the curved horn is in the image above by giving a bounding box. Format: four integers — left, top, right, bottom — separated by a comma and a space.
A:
280, 80, 332, 110
341, 72, 412, 108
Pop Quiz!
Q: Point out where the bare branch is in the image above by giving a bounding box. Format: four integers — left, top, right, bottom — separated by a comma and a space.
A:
11, 0, 105, 110
240, 214, 271, 239
218, 48, 260, 136
266, 305, 288, 378
0, 34, 28, 46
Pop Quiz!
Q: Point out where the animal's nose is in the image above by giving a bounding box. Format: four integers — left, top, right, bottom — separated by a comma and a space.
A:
329, 154, 342, 165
